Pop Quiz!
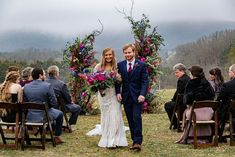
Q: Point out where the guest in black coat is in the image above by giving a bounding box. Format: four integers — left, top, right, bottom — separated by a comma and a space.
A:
176, 65, 215, 144
164, 63, 190, 129
217, 64, 235, 142
184, 66, 215, 105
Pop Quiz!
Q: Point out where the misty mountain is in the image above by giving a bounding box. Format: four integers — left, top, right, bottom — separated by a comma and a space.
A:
0, 21, 235, 61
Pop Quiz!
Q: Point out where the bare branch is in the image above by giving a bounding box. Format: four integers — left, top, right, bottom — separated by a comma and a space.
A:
115, 0, 134, 18
130, 0, 134, 17
115, 7, 128, 18
92, 19, 104, 36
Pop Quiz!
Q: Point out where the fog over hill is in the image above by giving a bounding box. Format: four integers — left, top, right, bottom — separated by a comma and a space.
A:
0, 21, 235, 61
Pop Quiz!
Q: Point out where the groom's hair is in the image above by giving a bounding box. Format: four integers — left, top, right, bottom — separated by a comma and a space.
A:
122, 44, 135, 52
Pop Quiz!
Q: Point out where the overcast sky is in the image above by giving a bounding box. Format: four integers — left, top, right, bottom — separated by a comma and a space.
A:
0, 0, 234, 37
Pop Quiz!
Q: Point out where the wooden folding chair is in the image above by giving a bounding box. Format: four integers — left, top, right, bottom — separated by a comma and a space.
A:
56, 96, 72, 133
169, 94, 184, 132
0, 102, 20, 149
20, 102, 56, 150
229, 99, 235, 146
190, 100, 219, 149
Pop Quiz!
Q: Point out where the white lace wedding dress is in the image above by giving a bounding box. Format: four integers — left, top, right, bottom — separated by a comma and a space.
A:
86, 87, 128, 147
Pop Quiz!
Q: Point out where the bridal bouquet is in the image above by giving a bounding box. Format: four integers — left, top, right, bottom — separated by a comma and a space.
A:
79, 71, 121, 97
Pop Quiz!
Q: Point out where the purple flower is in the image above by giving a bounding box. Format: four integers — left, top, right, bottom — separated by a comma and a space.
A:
80, 43, 85, 49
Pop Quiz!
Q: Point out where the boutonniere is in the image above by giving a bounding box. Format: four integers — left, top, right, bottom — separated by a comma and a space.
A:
134, 62, 140, 68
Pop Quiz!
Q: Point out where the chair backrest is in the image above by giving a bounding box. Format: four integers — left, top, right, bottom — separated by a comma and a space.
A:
0, 102, 19, 111
192, 100, 219, 110
20, 102, 48, 111
20, 102, 50, 123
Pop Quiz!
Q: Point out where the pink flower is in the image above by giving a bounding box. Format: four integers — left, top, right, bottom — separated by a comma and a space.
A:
143, 102, 148, 110
87, 76, 95, 85
81, 92, 87, 97
140, 57, 146, 62
96, 74, 106, 81
80, 43, 84, 49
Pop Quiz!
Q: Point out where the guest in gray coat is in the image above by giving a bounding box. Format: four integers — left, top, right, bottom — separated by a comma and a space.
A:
23, 67, 64, 144
46, 65, 81, 128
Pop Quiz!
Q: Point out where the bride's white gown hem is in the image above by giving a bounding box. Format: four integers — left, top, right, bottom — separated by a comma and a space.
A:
86, 87, 128, 148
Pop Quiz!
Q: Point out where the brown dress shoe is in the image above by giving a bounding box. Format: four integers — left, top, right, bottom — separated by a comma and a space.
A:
131, 144, 141, 151
54, 136, 65, 145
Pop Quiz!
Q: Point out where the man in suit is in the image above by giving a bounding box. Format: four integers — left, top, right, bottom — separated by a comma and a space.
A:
46, 65, 81, 131
217, 64, 235, 142
23, 67, 64, 144
116, 44, 149, 151
164, 63, 190, 129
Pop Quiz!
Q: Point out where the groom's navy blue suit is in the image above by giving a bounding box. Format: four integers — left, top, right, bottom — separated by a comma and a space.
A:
116, 59, 148, 145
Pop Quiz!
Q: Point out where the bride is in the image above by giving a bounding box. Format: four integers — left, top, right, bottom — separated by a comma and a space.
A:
86, 47, 128, 148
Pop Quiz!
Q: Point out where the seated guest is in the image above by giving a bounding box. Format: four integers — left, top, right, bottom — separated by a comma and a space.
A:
164, 63, 190, 129
217, 64, 235, 142
209, 67, 224, 99
23, 68, 64, 144
0, 71, 23, 122
176, 65, 215, 144
20, 67, 33, 87
6, 66, 20, 74
46, 65, 81, 130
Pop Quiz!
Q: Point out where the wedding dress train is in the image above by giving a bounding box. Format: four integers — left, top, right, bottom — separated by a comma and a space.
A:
86, 87, 128, 147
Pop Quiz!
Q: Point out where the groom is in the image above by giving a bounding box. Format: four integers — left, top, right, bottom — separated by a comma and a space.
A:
116, 44, 149, 151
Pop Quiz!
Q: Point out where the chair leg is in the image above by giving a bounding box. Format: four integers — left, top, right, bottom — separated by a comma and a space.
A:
229, 113, 235, 146
48, 123, 56, 147
193, 122, 197, 149
15, 124, 19, 149
169, 105, 177, 129
63, 112, 72, 133
21, 125, 25, 151
214, 122, 218, 146
177, 110, 181, 132
0, 126, 7, 144
42, 125, 46, 150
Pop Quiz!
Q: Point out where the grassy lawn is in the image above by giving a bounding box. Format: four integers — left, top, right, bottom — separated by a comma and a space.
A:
0, 89, 235, 157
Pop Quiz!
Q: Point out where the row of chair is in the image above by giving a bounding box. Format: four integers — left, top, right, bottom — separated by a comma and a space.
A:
0, 102, 55, 150
169, 94, 235, 149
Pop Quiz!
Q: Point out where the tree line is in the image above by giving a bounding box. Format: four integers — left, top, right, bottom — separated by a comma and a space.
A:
161, 29, 235, 88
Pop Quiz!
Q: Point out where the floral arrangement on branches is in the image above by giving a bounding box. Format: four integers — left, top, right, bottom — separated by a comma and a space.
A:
63, 23, 103, 115
118, 1, 164, 113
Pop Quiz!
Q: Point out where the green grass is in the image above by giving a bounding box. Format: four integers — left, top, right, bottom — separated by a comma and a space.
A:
0, 89, 234, 157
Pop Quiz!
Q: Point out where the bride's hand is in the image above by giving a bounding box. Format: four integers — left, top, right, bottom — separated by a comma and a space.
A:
116, 73, 122, 82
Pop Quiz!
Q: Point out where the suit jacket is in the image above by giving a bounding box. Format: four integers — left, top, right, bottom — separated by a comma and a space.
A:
217, 78, 235, 104
217, 78, 235, 118
46, 76, 72, 104
23, 80, 59, 122
115, 59, 149, 104
172, 74, 190, 102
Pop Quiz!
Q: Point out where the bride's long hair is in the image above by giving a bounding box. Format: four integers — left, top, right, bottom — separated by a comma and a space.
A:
100, 48, 117, 71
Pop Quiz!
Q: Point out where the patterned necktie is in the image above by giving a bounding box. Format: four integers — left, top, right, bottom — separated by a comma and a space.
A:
128, 62, 132, 73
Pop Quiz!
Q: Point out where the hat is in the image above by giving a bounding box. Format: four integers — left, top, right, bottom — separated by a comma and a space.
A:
189, 65, 204, 78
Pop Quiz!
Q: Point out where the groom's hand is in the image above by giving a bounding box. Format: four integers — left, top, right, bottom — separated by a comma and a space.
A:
117, 94, 122, 102
138, 95, 145, 103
